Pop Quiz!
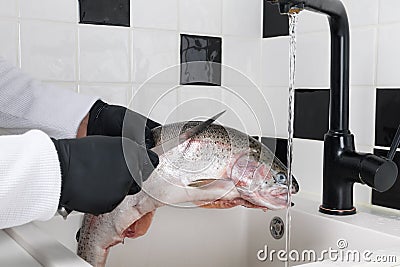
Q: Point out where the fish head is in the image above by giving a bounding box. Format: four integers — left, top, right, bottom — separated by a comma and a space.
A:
227, 144, 299, 210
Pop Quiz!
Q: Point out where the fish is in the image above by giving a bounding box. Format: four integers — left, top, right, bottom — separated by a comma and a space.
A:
77, 122, 300, 266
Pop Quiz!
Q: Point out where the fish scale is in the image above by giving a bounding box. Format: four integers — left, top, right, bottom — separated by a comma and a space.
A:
77, 122, 299, 267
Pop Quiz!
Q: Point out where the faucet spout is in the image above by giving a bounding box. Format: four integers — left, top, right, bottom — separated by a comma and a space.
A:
268, 0, 350, 133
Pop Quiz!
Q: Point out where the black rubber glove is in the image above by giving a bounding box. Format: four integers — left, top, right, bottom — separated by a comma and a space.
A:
87, 100, 161, 149
52, 136, 159, 215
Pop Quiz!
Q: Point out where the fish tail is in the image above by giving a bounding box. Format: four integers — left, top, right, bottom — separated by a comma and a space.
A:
77, 214, 110, 267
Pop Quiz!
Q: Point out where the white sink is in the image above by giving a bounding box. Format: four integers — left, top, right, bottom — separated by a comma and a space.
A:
7, 195, 399, 267
248, 195, 400, 267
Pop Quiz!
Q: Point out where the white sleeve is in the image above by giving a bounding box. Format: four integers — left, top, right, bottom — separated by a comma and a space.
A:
0, 130, 61, 229
0, 58, 99, 139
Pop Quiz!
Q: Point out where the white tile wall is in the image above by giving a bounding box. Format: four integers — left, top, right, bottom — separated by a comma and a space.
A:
379, 0, 400, 24
79, 84, 131, 106
350, 28, 377, 86
262, 86, 289, 138
0, 0, 17, 17
222, 0, 262, 37
349, 86, 376, 147
297, 10, 328, 34
221, 85, 276, 136
131, 0, 178, 30
223, 36, 262, 87
341, 0, 379, 27
292, 138, 324, 197
0, 19, 18, 66
179, 0, 222, 35
261, 36, 289, 86
220, 89, 261, 135
176, 85, 223, 121
132, 29, 178, 84
296, 31, 330, 88
19, 0, 77, 22
377, 24, 400, 86
20, 20, 77, 81
79, 25, 130, 83
42, 82, 77, 92
132, 83, 178, 123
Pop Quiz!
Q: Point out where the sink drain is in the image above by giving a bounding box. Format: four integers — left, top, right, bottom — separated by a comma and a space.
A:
270, 216, 285, 240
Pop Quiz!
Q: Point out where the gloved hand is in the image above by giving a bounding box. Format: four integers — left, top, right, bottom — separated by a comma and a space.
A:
52, 136, 159, 215
87, 100, 161, 149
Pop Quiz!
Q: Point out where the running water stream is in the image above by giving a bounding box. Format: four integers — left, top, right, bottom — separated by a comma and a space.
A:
285, 12, 299, 267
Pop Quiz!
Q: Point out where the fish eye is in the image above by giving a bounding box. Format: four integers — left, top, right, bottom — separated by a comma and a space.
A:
275, 173, 287, 184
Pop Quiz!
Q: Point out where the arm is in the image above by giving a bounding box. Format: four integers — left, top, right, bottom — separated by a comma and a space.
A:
0, 58, 98, 139
0, 130, 61, 229
0, 131, 159, 229
77, 114, 89, 138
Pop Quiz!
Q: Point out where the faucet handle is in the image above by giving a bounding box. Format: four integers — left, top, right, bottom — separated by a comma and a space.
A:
387, 123, 400, 160
359, 123, 400, 192
360, 155, 398, 192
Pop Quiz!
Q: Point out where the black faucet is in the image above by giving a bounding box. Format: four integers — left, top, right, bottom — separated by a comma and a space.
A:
267, 0, 399, 215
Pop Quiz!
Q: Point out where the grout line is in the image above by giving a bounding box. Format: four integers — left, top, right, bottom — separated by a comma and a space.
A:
378, 147, 400, 153
375, 86, 400, 89
17, 20, 21, 68
373, 145, 400, 152
11, 15, 400, 31
72, 81, 134, 86
371, 0, 381, 146
17, 17, 78, 25
297, 23, 384, 37
0, 17, 18, 22
371, 87, 377, 149
179, 31, 223, 38
130, 0, 133, 28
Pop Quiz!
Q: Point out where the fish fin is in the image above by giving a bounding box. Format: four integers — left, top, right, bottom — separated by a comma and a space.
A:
187, 178, 230, 188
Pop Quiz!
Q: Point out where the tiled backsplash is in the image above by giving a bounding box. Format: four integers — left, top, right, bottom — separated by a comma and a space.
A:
1, 0, 400, 209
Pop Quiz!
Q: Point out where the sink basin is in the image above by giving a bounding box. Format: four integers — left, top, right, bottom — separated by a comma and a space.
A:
8, 195, 398, 267
248, 195, 400, 267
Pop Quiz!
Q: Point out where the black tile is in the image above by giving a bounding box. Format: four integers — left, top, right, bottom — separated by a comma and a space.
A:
263, 1, 289, 38
294, 89, 330, 141
372, 148, 400, 210
261, 137, 288, 166
180, 34, 222, 86
375, 89, 400, 147
78, 0, 130, 27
